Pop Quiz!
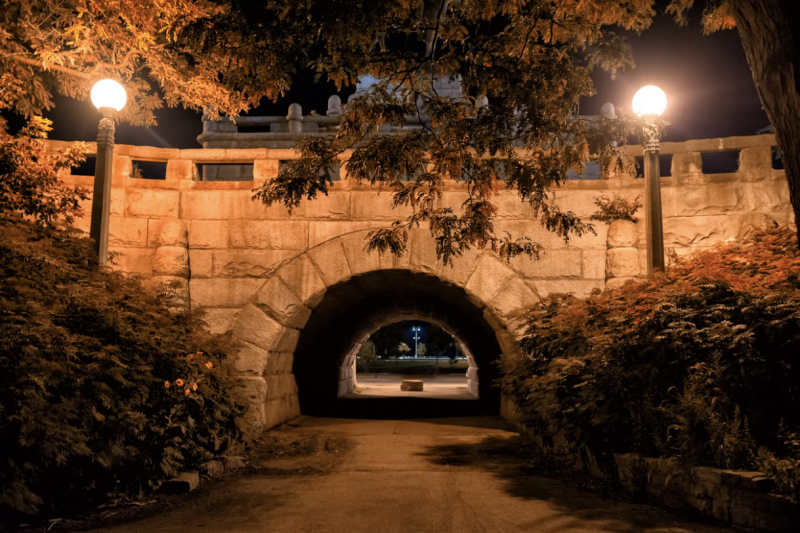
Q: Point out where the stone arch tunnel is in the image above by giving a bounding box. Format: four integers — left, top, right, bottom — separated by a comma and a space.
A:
227, 229, 533, 430
50, 133, 794, 430
292, 270, 504, 417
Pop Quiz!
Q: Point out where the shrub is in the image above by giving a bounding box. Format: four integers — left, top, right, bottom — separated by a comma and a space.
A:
0, 220, 246, 517
502, 227, 800, 493
0, 117, 88, 227
590, 194, 642, 223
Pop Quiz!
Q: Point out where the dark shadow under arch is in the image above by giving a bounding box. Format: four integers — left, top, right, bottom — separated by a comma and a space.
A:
293, 270, 503, 418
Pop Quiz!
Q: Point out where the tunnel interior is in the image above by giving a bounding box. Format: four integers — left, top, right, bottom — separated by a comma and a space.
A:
292, 270, 504, 418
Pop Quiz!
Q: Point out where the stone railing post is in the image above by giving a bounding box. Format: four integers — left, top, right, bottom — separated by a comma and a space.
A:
166, 159, 195, 181
327, 95, 342, 116
150, 219, 191, 309
253, 159, 279, 181
605, 219, 641, 289
738, 146, 773, 180
113, 155, 132, 182
671, 152, 703, 185
287, 103, 303, 134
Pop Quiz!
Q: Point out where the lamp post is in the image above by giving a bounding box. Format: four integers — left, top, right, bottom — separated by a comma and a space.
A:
632, 85, 667, 277
412, 326, 421, 358
89, 79, 127, 266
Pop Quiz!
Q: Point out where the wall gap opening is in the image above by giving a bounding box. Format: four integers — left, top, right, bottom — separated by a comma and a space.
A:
345, 320, 477, 401
701, 150, 740, 174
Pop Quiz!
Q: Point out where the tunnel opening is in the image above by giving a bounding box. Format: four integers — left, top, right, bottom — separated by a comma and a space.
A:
292, 270, 503, 419
346, 319, 479, 401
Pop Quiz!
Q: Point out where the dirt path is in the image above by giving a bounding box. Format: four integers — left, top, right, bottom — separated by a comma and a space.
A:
88, 416, 734, 533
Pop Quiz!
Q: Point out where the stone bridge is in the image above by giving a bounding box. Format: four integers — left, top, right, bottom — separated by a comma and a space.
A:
51, 132, 792, 430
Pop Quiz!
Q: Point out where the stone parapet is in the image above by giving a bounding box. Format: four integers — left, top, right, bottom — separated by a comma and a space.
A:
518, 425, 799, 531
614, 454, 799, 531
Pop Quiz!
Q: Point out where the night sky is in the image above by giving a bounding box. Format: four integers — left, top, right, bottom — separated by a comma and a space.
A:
43, 7, 768, 150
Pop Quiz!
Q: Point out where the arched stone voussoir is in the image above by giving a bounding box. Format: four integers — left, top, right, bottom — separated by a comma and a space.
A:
494, 316, 530, 362
253, 276, 311, 328
481, 305, 521, 359
408, 227, 441, 274
435, 247, 485, 287
232, 339, 269, 376
463, 254, 517, 309
237, 376, 268, 432
275, 327, 300, 353
377, 246, 412, 271
488, 276, 540, 319
276, 254, 327, 308
495, 328, 522, 360
231, 303, 287, 352
331, 229, 415, 275
306, 239, 352, 287
339, 231, 382, 276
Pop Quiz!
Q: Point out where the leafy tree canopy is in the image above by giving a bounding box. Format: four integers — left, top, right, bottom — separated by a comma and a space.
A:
416, 342, 427, 357
424, 325, 457, 358
502, 226, 800, 494
0, 117, 87, 227
2, 0, 797, 259
357, 339, 377, 362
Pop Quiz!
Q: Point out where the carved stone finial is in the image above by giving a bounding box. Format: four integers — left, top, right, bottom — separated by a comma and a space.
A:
600, 102, 616, 118
327, 95, 342, 116
287, 103, 303, 133
287, 103, 303, 120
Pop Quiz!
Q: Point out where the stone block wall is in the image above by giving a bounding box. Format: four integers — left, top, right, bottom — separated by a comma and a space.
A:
613, 454, 799, 531
520, 426, 799, 531
51, 134, 793, 431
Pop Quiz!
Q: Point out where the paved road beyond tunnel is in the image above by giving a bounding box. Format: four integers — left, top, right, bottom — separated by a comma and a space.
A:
93, 417, 734, 533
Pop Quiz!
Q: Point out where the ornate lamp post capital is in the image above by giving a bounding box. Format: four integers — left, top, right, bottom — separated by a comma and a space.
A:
97, 114, 116, 146
641, 121, 661, 153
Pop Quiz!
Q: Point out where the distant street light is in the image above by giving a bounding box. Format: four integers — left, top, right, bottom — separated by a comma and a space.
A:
633, 85, 667, 277
411, 326, 421, 358
89, 79, 127, 266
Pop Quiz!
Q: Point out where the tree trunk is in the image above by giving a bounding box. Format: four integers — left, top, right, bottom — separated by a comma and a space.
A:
729, 0, 800, 241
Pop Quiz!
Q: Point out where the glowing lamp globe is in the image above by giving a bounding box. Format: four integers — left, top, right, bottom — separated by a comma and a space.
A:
91, 79, 127, 112
632, 85, 667, 117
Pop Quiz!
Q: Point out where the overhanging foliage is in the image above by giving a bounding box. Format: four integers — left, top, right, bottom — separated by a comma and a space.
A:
502, 227, 800, 495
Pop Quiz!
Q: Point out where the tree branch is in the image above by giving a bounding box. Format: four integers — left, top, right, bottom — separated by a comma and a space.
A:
7, 51, 141, 80
8, 54, 91, 79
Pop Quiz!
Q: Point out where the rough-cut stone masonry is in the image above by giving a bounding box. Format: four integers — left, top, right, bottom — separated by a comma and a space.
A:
521, 423, 799, 531
50, 133, 793, 431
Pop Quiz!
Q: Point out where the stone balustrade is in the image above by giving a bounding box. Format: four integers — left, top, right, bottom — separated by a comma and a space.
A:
49, 132, 790, 303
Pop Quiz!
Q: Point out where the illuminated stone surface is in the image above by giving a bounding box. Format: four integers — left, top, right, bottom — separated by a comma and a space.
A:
56, 133, 794, 432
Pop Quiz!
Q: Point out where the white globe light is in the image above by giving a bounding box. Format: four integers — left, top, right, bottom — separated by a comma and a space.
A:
632, 85, 667, 117
91, 79, 127, 112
